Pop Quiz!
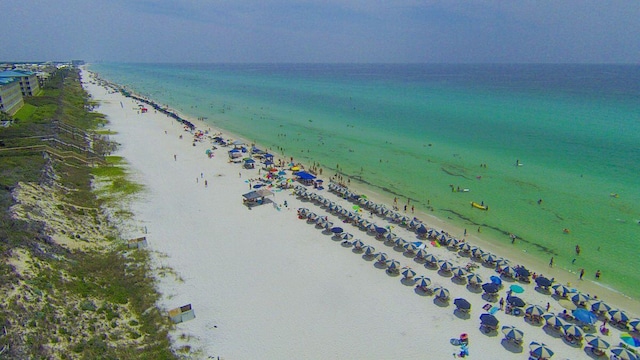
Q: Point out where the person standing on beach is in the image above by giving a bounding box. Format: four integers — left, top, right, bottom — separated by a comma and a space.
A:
579, 269, 585, 280
595, 270, 601, 279
174, 154, 177, 161
575, 244, 581, 256
549, 257, 554, 267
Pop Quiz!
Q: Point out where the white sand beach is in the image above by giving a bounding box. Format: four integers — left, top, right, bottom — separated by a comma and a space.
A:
83, 70, 639, 360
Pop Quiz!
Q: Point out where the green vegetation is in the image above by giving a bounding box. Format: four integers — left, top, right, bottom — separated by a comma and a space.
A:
0, 67, 179, 359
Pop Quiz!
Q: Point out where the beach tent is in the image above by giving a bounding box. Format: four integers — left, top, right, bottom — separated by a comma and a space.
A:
242, 189, 274, 205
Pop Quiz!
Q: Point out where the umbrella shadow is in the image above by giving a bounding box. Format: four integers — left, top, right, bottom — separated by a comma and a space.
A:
524, 317, 544, 327
414, 287, 431, 296
403, 251, 415, 258
352, 248, 364, 254
340, 241, 352, 248
374, 262, 387, 269
453, 309, 471, 320
542, 325, 563, 338
451, 277, 467, 286
424, 262, 438, 270
482, 293, 498, 303
562, 337, 583, 348
413, 257, 426, 264
386, 270, 400, 277
500, 338, 523, 353
535, 286, 551, 295
466, 284, 483, 294
361, 254, 375, 261
500, 275, 516, 283
401, 278, 416, 286
322, 229, 333, 235
438, 270, 453, 278
583, 347, 606, 359
434, 298, 449, 307
392, 245, 404, 252
479, 327, 498, 337
458, 251, 471, 258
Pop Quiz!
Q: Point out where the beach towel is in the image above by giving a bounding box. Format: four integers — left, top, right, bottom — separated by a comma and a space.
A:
482, 303, 492, 311
489, 306, 499, 315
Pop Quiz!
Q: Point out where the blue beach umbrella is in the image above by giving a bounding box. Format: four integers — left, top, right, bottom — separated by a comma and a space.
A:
414, 276, 431, 289
572, 309, 597, 324
609, 309, 630, 324
501, 325, 524, 342
433, 287, 449, 300
591, 301, 611, 313
331, 227, 344, 234
362, 245, 375, 256
482, 282, 499, 294
416, 224, 428, 235
352, 239, 364, 249
562, 324, 583, 338
424, 254, 438, 264
467, 273, 483, 285
341, 232, 354, 240
571, 292, 590, 305
629, 318, 640, 332
611, 347, 639, 360
529, 342, 554, 359
404, 242, 418, 254
584, 334, 610, 350
490, 275, 502, 285
415, 248, 428, 259
401, 266, 416, 279
375, 252, 389, 262
438, 260, 453, 272
525, 305, 546, 317
386, 259, 401, 272
543, 313, 565, 328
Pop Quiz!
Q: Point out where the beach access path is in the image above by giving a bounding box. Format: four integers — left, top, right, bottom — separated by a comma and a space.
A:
84, 71, 637, 360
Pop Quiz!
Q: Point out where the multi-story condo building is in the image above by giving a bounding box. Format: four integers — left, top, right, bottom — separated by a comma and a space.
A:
0, 70, 40, 96
0, 77, 25, 115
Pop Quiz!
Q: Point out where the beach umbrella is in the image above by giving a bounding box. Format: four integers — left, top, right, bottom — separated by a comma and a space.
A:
454, 298, 471, 310
374, 252, 388, 262
331, 227, 344, 234
451, 266, 468, 278
352, 239, 364, 249
591, 301, 611, 313
584, 334, 610, 350
458, 242, 473, 253
416, 224, 428, 235
515, 267, 530, 278
629, 318, 640, 332
543, 313, 564, 328
341, 232, 354, 240
386, 259, 401, 272
323, 221, 335, 231
572, 308, 597, 324
403, 242, 418, 254
358, 197, 368, 205
502, 325, 524, 342
427, 229, 438, 238
562, 324, 583, 338
507, 296, 526, 308
362, 245, 375, 256
535, 276, 553, 288
315, 216, 327, 225
467, 273, 483, 285
509, 284, 524, 294
306, 212, 318, 221
433, 287, 449, 300
482, 253, 498, 263
529, 342, 554, 359
424, 254, 438, 264
297, 208, 310, 216
366, 223, 378, 233
496, 258, 510, 267
552, 284, 571, 297
610, 309, 630, 323
571, 292, 590, 305
394, 238, 407, 248
439, 260, 453, 272
401, 266, 416, 279
558, 299, 577, 310
490, 275, 502, 286
482, 282, 499, 294
374, 226, 388, 236
321, 198, 331, 206
480, 313, 499, 327
415, 248, 428, 260
501, 266, 517, 278
621, 333, 640, 347
385, 232, 398, 242
408, 219, 421, 229
414, 276, 431, 289
471, 247, 484, 258
398, 215, 411, 224
611, 347, 639, 360
525, 305, 546, 317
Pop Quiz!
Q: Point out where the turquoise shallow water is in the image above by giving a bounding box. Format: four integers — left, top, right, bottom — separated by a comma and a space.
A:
90, 63, 640, 299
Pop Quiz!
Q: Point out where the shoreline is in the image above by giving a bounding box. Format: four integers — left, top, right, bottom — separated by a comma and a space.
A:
88, 68, 640, 316
84, 68, 639, 359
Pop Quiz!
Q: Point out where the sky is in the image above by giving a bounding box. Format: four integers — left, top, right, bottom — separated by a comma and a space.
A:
1, 0, 639, 63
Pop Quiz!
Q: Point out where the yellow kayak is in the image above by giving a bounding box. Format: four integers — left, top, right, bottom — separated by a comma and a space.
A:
471, 202, 488, 210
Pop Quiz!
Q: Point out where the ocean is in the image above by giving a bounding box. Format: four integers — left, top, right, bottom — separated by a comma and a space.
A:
89, 63, 640, 299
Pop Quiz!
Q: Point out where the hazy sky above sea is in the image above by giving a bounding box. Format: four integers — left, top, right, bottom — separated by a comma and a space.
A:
2, 0, 638, 63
